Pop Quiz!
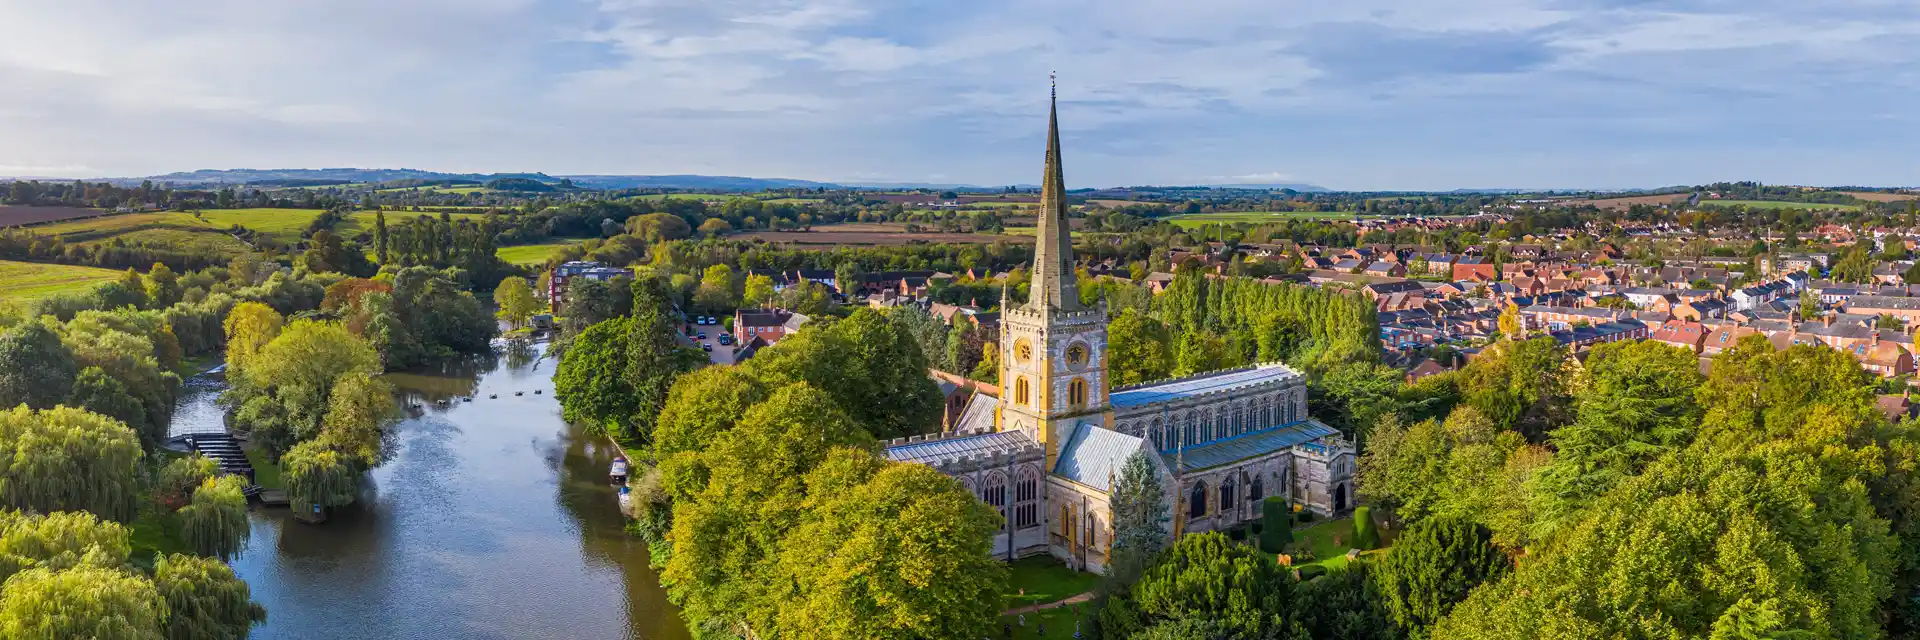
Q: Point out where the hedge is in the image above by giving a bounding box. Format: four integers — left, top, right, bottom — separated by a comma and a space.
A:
1259, 497, 1292, 553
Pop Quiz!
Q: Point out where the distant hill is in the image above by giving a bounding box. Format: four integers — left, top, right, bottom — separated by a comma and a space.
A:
142, 168, 544, 185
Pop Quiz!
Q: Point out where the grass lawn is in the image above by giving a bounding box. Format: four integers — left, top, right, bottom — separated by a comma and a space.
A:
1003, 556, 1101, 609
0, 260, 122, 303
1699, 200, 1861, 211
1000, 602, 1098, 640
1272, 514, 1394, 573
245, 446, 284, 491
497, 241, 581, 266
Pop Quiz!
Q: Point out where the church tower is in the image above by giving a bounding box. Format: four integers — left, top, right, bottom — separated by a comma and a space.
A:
997, 80, 1110, 471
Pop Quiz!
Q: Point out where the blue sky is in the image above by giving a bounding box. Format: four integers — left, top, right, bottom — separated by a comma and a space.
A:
1, 0, 1916, 190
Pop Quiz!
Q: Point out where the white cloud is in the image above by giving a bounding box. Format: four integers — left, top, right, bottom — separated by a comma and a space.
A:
0, 0, 1915, 188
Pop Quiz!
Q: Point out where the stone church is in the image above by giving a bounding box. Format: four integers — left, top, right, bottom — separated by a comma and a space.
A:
882, 91, 1355, 573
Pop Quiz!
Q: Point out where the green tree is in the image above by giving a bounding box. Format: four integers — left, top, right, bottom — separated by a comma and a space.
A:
491, 276, 540, 329
1099, 532, 1296, 639
0, 406, 143, 522
152, 554, 266, 640
0, 323, 78, 411
745, 309, 944, 439
626, 213, 693, 242
176, 476, 249, 560
65, 367, 145, 440
0, 564, 163, 640
1108, 450, 1169, 584
230, 319, 380, 455
623, 278, 704, 444
143, 263, 181, 309
554, 317, 638, 438
373, 209, 389, 264
1294, 562, 1399, 640
694, 264, 738, 312
220, 302, 283, 380
1530, 339, 1703, 537
1107, 308, 1172, 386
281, 441, 357, 515
743, 274, 776, 309
697, 218, 731, 237
772, 459, 1006, 639
1373, 516, 1508, 636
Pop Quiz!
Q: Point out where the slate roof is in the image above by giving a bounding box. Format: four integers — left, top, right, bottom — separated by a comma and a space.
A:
884, 430, 1037, 465
1052, 423, 1144, 492
953, 394, 999, 435
1165, 419, 1339, 473
1109, 363, 1300, 409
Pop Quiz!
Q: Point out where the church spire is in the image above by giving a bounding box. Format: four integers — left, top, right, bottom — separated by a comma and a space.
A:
1028, 73, 1080, 311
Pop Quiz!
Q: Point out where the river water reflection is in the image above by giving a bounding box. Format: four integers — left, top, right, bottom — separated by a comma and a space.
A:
172, 343, 692, 639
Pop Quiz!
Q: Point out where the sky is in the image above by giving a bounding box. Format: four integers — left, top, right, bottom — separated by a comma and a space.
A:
1, 0, 1917, 191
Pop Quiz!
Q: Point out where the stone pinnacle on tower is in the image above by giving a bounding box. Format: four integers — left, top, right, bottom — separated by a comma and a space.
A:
1028, 73, 1080, 312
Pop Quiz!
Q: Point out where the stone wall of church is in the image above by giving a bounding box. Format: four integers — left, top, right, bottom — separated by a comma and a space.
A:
1290, 445, 1356, 516
936, 452, 1050, 561
1175, 455, 1292, 535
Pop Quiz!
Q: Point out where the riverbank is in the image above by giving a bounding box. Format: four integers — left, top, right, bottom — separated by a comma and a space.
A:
167, 344, 692, 639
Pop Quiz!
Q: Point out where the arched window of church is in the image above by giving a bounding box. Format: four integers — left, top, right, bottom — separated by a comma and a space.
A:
1251, 474, 1263, 502
984, 473, 1007, 520
1231, 405, 1245, 436
1188, 482, 1208, 519
1068, 378, 1087, 409
1014, 468, 1039, 528
1215, 410, 1229, 441
1261, 396, 1274, 427
1287, 390, 1299, 423
1220, 477, 1237, 513
1149, 418, 1164, 450
1014, 377, 1030, 407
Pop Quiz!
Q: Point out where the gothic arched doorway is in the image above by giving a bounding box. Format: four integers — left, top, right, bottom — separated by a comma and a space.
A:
1333, 483, 1348, 512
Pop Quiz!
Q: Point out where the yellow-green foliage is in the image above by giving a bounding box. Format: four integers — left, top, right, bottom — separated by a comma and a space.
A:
0, 260, 121, 303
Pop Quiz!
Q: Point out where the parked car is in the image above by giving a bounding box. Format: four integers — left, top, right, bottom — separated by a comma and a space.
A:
696, 332, 707, 340
702, 343, 713, 352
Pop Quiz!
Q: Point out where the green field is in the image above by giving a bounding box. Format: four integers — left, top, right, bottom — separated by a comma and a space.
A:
1168, 211, 1366, 227
335, 209, 489, 237
627, 193, 754, 203
37, 208, 325, 245
497, 241, 579, 266
1699, 200, 1862, 211
0, 260, 122, 303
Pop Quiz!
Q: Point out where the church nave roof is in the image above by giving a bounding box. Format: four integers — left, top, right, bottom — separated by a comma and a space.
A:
1165, 419, 1340, 473
1109, 363, 1302, 409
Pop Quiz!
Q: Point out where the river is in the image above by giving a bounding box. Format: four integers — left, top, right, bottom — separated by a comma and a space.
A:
169, 343, 693, 639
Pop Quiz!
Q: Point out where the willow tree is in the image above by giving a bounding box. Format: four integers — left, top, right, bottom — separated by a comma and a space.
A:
177, 477, 249, 560
154, 554, 266, 640
0, 406, 143, 522
282, 441, 358, 515
0, 564, 164, 640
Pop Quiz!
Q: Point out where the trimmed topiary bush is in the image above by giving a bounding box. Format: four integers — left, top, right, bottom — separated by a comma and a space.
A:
1259, 497, 1292, 553
1296, 565, 1327, 581
1352, 506, 1379, 550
